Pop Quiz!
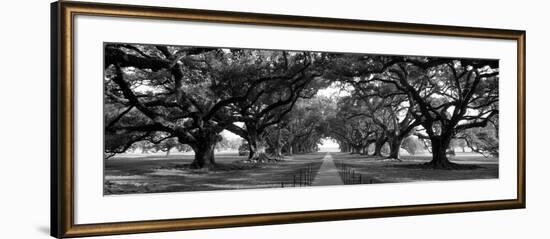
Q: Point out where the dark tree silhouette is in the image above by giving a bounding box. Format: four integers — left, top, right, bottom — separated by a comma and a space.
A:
221, 51, 327, 162
104, 44, 231, 168
349, 84, 420, 160
104, 44, 498, 170
332, 55, 498, 168
104, 45, 330, 167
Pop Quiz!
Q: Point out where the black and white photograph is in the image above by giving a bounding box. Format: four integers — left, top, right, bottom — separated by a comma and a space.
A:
103, 43, 499, 195
2, 0, 542, 238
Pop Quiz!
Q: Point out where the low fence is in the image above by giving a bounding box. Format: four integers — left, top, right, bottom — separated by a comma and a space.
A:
280, 162, 317, 187
334, 161, 378, 185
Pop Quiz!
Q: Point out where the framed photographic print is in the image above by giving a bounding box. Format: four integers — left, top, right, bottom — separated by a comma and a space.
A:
51, 1, 526, 238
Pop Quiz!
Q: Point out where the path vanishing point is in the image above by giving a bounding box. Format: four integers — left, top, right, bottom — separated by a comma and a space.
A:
311, 152, 344, 186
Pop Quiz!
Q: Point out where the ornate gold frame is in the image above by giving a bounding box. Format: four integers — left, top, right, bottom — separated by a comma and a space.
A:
51, 1, 526, 237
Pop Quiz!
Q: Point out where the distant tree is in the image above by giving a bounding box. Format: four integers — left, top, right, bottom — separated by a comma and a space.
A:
450, 138, 468, 152
216, 136, 241, 151
401, 136, 423, 155
104, 44, 499, 171
335, 56, 499, 168
104, 45, 326, 167
104, 44, 233, 168
330, 55, 421, 159
456, 121, 499, 157
327, 96, 377, 155
275, 96, 332, 156
142, 137, 193, 157
356, 88, 420, 160
222, 51, 328, 162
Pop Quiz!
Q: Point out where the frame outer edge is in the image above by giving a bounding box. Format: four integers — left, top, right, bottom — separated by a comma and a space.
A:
50, 1, 60, 238
59, 1, 75, 238
518, 31, 526, 208
62, 1, 523, 39
54, 1, 527, 237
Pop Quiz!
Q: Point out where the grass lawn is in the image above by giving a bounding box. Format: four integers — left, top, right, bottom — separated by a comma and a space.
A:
332, 152, 498, 184
104, 152, 324, 195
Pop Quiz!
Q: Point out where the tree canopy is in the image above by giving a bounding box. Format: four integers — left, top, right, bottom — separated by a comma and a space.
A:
104, 43, 499, 169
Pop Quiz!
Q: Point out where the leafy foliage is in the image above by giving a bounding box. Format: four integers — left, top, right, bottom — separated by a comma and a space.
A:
104, 43, 499, 169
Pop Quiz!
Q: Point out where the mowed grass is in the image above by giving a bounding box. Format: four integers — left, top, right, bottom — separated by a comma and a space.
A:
104, 152, 324, 195
332, 152, 498, 184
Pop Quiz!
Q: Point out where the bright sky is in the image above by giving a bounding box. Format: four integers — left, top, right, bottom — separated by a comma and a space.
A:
316, 82, 351, 98
222, 131, 341, 152
221, 122, 244, 141
314, 83, 346, 152
318, 138, 340, 152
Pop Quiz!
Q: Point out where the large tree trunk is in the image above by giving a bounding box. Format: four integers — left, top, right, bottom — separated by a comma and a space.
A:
387, 136, 403, 160
247, 130, 274, 162
165, 147, 171, 158
286, 135, 295, 156
189, 142, 216, 169
373, 139, 385, 157
272, 128, 284, 160
188, 132, 219, 169
273, 145, 283, 160
351, 146, 361, 154
244, 123, 274, 162
361, 146, 369, 155
425, 135, 455, 169
249, 138, 271, 162
247, 140, 254, 159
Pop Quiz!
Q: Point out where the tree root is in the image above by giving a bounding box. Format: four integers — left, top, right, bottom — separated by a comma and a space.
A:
382, 157, 403, 162
243, 153, 284, 164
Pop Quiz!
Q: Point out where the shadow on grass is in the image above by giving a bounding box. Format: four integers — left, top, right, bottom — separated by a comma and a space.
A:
155, 162, 263, 171
105, 153, 326, 194
388, 163, 485, 170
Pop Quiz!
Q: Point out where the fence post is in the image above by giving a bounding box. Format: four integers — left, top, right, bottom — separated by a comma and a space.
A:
344, 169, 346, 184
345, 169, 347, 184
345, 169, 348, 184
306, 166, 309, 185
309, 165, 312, 185
308, 164, 312, 185
347, 169, 350, 184
300, 169, 306, 186
299, 170, 302, 187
